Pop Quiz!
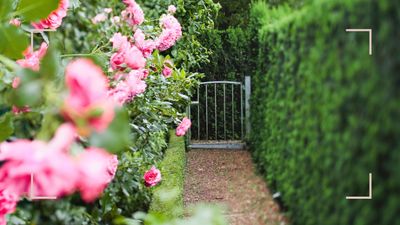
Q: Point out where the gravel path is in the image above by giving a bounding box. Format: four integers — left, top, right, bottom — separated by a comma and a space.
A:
184, 149, 288, 225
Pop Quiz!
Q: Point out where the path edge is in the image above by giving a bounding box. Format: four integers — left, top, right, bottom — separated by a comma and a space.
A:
149, 130, 186, 218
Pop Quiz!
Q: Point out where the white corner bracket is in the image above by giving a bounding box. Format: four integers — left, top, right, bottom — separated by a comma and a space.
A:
345, 29, 373, 55
29, 173, 57, 200
346, 173, 372, 200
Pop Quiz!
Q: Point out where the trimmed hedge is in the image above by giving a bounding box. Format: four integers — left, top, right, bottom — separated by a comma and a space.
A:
250, 0, 400, 225
149, 131, 186, 218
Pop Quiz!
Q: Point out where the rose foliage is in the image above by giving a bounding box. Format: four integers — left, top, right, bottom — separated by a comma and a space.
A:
0, 0, 208, 224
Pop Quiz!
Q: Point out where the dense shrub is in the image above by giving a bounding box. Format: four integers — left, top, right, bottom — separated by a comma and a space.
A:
198, 28, 255, 81
57, 0, 220, 71
214, 0, 251, 29
149, 131, 185, 218
0, 0, 202, 224
138, 0, 221, 70
250, 0, 400, 224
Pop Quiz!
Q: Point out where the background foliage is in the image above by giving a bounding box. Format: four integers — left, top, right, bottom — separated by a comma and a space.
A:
57, 0, 220, 71
249, 0, 400, 224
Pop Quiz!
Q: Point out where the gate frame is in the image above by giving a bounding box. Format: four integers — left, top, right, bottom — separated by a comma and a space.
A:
187, 76, 251, 149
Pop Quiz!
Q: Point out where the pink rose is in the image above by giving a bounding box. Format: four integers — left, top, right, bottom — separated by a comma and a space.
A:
0, 125, 117, 204
108, 82, 131, 106
175, 117, 191, 136
142, 69, 149, 79
110, 33, 130, 51
16, 42, 48, 71
0, 189, 18, 225
143, 166, 161, 187
122, 0, 136, 6
121, 1, 144, 26
155, 15, 182, 51
134, 29, 146, 44
162, 66, 172, 78
156, 29, 176, 51
110, 33, 149, 71
91, 13, 107, 24
104, 8, 112, 14
139, 40, 156, 58
11, 77, 20, 89
47, 123, 77, 153
63, 59, 115, 136
107, 155, 118, 183
134, 29, 156, 58
0, 139, 79, 198
108, 70, 147, 105
76, 148, 117, 202
126, 70, 147, 95
11, 105, 30, 115
110, 51, 125, 71
125, 46, 146, 70
156, 18, 182, 51
32, 0, 69, 30
160, 14, 182, 32
168, 5, 177, 14
9, 18, 21, 27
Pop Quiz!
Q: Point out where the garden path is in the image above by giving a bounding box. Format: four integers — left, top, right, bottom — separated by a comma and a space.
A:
184, 149, 287, 225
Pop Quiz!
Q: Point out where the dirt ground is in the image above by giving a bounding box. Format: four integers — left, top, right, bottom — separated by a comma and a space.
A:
184, 149, 288, 225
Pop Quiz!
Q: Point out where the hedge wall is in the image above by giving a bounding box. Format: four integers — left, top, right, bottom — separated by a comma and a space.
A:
249, 0, 400, 225
149, 132, 186, 218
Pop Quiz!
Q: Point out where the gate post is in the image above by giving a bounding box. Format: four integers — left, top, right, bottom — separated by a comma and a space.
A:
245, 76, 251, 137
186, 105, 191, 145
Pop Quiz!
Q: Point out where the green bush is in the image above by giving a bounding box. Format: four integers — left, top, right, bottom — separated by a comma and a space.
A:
250, 0, 400, 225
214, 0, 251, 29
56, 0, 221, 71
198, 27, 255, 81
149, 131, 186, 218
3, 0, 202, 223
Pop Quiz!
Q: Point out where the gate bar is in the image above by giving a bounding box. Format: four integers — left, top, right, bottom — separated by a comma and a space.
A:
245, 76, 252, 136
240, 84, 244, 140
197, 86, 200, 140
205, 84, 208, 140
214, 84, 217, 140
223, 84, 226, 140
189, 143, 245, 150
200, 81, 241, 85
232, 85, 234, 140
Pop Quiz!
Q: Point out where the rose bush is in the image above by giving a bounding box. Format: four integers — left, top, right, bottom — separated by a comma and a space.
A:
0, 0, 199, 224
52, 0, 221, 71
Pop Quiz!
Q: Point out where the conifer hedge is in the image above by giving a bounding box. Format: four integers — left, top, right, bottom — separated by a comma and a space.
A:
249, 0, 400, 224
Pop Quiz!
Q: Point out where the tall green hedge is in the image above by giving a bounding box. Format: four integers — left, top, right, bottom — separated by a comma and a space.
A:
249, 0, 400, 225
149, 132, 185, 218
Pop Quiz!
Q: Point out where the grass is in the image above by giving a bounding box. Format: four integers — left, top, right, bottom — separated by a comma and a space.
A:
148, 131, 186, 218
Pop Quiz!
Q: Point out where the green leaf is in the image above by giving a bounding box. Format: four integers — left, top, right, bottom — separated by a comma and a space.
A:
0, 25, 29, 59
17, 0, 59, 22
40, 42, 60, 80
89, 108, 132, 154
0, 0, 13, 20
69, 0, 81, 9
9, 69, 42, 107
0, 113, 14, 142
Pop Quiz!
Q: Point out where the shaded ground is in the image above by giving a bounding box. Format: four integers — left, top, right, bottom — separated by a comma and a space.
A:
184, 149, 288, 225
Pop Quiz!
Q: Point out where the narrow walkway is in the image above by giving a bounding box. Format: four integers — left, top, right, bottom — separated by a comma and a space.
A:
184, 149, 287, 225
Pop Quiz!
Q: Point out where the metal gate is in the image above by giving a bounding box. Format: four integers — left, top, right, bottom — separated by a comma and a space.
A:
187, 77, 251, 149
